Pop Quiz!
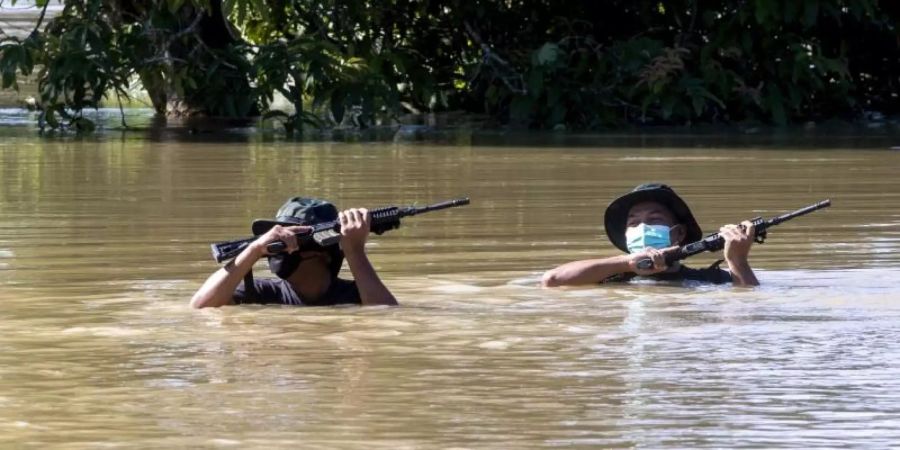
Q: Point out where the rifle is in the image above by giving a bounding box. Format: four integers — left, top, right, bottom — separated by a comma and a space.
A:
210, 197, 470, 263
636, 199, 831, 271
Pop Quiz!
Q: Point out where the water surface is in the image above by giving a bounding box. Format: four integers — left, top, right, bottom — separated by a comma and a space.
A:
1, 129, 899, 448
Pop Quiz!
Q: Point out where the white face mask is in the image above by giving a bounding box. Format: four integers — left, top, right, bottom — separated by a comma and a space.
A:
625, 223, 673, 253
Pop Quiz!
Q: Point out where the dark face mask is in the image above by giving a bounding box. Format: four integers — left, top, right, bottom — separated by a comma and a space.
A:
268, 244, 344, 280
266, 238, 329, 279
268, 248, 337, 279
267, 253, 303, 279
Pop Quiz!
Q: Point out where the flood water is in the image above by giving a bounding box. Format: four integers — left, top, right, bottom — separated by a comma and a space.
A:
1, 125, 899, 448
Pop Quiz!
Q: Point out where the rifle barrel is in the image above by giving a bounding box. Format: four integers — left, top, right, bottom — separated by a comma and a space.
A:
634, 199, 831, 271
769, 199, 831, 226
211, 197, 470, 262
413, 197, 470, 215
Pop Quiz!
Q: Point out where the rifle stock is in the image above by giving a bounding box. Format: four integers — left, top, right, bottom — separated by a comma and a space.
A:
210, 197, 470, 263
635, 199, 831, 271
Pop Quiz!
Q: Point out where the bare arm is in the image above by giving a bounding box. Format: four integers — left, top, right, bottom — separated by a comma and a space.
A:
190, 245, 261, 308
340, 208, 398, 306
190, 225, 310, 308
541, 256, 630, 287
344, 247, 398, 306
541, 247, 677, 287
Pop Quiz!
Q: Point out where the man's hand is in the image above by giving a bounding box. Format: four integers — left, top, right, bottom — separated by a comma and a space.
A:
627, 245, 680, 276
249, 224, 311, 257
191, 223, 311, 309
721, 220, 759, 286
721, 220, 755, 266
339, 208, 370, 254
338, 207, 397, 305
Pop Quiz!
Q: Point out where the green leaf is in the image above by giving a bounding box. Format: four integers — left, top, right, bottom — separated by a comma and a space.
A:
692, 95, 705, 117
527, 70, 543, 99
803, 0, 819, 28
224, 95, 237, 117
741, 33, 753, 53
237, 96, 253, 116
330, 89, 345, 124
72, 116, 96, 133
640, 96, 653, 116
2, 72, 15, 89
45, 109, 59, 128
535, 43, 560, 67
55, 105, 72, 120
702, 90, 725, 109
300, 111, 323, 127
549, 104, 566, 127
766, 85, 787, 125
547, 85, 561, 108
485, 85, 499, 103
173, 75, 184, 97
1, 47, 19, 72
262, 110, 289, 120
222, 0, 235, 17
252, 0, 269, 21
20, 45, 33, 74
661, 95, 676, 119
755, 0, 774, 24
509, 96, 532, 122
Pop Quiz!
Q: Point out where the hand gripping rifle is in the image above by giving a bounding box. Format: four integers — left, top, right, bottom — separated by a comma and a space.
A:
636, 199, 831, 271
210, 198, 470, 263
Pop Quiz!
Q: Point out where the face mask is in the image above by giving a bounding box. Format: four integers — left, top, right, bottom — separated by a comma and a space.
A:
625, 223, 673, 253
266, 238, 331, 279
268, 253, 303, 279
268, 250, 335, 279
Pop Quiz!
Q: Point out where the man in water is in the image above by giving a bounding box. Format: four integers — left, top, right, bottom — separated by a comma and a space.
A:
541, 183, 759, 287
191, 197, 397, 308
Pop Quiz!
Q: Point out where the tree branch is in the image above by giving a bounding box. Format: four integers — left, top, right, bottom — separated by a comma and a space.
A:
29, 0, 51, 39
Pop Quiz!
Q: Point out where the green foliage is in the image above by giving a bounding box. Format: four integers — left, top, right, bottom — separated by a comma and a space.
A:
0, 0, 898, 132
476, 0, 895, 127
1, 0, 133, 131
235, 0, 464, 130
1, 0, 258, 131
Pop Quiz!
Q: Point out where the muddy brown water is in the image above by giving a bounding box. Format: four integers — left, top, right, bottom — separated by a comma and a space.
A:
1, 128, 899, 448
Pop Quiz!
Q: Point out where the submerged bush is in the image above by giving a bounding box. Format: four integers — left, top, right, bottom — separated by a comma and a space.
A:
0, 0, 897, 132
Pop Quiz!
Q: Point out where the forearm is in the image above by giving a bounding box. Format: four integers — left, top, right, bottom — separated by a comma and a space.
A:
190, 246, 261, 308
727, 258, 759, 287
541, 255, 631, 287
344, 247, 398, 306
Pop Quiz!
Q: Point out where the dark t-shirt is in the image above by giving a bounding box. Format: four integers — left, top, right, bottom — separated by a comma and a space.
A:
604, 263, 733, 285
233, 277, 361, 306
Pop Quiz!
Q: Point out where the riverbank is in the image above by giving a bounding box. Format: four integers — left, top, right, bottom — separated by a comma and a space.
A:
0, 106, 898, 152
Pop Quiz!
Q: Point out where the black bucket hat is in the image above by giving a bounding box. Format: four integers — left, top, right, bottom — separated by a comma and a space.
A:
252, 197, 340, 236
603, 183, 703, 253
252, 197, 343, 278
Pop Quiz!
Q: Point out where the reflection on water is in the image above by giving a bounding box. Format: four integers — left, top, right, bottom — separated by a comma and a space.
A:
1, 131, 899, 447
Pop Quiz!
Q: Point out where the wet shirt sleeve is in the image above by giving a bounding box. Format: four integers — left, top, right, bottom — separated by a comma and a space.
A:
233, 278, 361, 306
302, 279, 362, 306
233, 278, 302, 305
601, 265, 734, 285
679, 266, 733, 284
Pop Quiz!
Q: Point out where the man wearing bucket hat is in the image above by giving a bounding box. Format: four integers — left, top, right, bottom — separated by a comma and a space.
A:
190, 197, 397, 308
541, 183, 759, 287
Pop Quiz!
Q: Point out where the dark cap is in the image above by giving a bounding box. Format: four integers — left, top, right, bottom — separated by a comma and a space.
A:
603, 183, 703, 253
251, 197, 339, 236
